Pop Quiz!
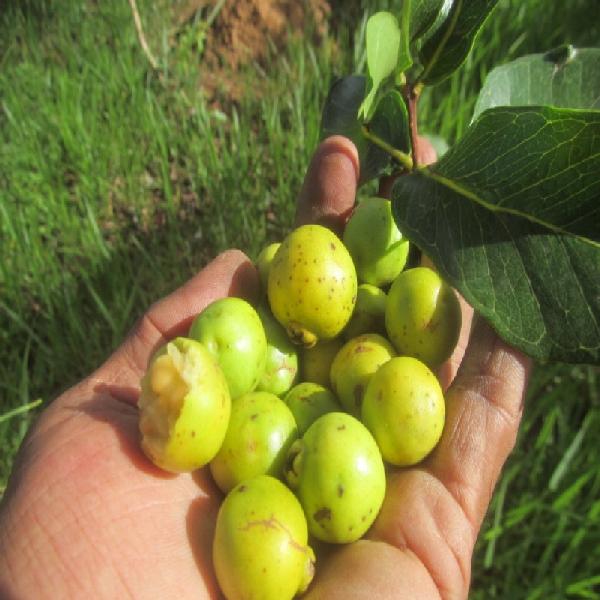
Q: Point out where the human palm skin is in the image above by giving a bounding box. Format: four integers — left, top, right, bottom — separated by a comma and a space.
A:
0, 136, 530, 599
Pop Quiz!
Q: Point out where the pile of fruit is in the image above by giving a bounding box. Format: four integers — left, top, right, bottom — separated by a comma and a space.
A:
137, 196, 462, 599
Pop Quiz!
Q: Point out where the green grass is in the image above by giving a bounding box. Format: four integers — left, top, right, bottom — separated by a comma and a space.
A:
1, 0, 600, 596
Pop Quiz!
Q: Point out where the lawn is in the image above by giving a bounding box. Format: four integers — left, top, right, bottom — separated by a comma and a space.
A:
1, 0, 599, 597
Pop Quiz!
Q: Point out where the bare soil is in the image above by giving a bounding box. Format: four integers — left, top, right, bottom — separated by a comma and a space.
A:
175, 0, 332, 100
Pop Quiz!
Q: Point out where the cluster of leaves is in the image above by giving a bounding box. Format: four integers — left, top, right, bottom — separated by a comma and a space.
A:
321, 1, 600, 365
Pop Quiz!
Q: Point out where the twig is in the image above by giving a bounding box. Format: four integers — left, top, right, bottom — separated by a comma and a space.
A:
128, 0, 159, 71
404, 82, 423, 167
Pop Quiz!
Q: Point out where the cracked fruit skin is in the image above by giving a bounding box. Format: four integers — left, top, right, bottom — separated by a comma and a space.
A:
213, 475, 315, 600
362, 356, 445, 466
343, 283, 387, 340
210, 391, 298, 493
285, 412, 385, 544
255, 304, 298, 396
138, 337, 230, 473
284, 382, 341, 435
385, 267, 462, 368
343, 197, 409, 287
189, 297, 267, 399
300, 338, 343, 387
330, 333, 395, 417
268, 224, 357, 347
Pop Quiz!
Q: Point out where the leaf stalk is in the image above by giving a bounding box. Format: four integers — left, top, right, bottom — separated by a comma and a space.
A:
361, 125, 414, 171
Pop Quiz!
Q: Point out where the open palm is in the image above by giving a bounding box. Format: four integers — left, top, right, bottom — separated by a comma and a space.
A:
0, 136, 530, 599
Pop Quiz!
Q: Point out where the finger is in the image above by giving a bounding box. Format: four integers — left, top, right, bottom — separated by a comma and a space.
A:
88, 249, 259, 402
436, 291, 474, 390
425, 317, 532, 530
295, 135, 359, 235
415, 134, 437, 167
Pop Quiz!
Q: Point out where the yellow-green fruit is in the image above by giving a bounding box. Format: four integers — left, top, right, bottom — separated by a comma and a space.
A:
362, 356, 445, 466
210, 391, 298, 493
385, 267, 461, 367
330, 333, 395, 417
189, 297, 267, 399
256, 304, 298, 396
343, 197, 409, 287
256, 242, 281, 295
343, 284, 387, 340
268, 224, 357, 347
300, 338, 344, 387
213, 476, 315, 600
285, 413, 386, 544
284, 382, 341, 435
138, 338, 231, 473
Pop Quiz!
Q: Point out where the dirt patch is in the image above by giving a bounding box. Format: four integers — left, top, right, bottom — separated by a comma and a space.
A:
176, 0, 331, 100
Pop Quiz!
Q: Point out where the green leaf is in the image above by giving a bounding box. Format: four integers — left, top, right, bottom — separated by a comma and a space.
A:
321, 75, 410, 184
473, 46, 600, 119
392, 106, 600, 364
397, 0, 413, 75
418, 0, 499, 85
359, 12, 402, 119
409, 0, 450, 42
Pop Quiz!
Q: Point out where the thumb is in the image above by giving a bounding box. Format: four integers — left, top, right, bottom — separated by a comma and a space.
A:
295, 135, 359, 235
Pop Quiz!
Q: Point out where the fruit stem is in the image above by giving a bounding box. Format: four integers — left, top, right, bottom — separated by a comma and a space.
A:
361, 126, 413, 171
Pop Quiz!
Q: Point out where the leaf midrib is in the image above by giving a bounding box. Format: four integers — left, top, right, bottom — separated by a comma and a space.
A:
418, 0, 463, 83
424, 169, 600, 249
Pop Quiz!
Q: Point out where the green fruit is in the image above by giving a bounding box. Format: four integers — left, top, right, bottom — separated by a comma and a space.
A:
343, 197, 409, 287
255, 304, 298, 396
385, 267, 461, 367
284, 382, 341, 435
138, 338, 230, 473
210, 391, 298, 493
286, 412, 386, 544
189, 297, 267, 399
256, 242, 281, 295
300, 338, 344, 387
362, 356, 445, 466
343, 283, 387, 340
213, 476, 315, 600
268, 224, 357, 347
330, 333, 395, 417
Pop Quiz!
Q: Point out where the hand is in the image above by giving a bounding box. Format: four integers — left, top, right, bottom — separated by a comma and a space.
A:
0, 136, 531, 600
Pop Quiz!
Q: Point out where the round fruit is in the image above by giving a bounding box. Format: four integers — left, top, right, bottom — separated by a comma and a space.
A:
284, 382, 341, 435
189, 297, 267, 399
213, 476, 315, 600
256, 242, 281, 295
138, 337, 230, 473
385, 267, 461, 367
210, 391, 298, 493
330, 333, 395, 417
285, 412, 386, 544
300, 338, 344, 387
255, 304, 298, 396
343, 197, 409, 287
268, 224, 357, 347
362, 356, 445, 466
343, 283, 387, 340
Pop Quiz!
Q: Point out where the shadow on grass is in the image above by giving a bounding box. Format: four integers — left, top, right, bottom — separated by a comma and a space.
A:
1, 0, 56, 21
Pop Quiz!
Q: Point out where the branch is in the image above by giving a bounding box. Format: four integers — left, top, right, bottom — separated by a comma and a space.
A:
404, 82, 423, 167
128, 0, 159, 71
